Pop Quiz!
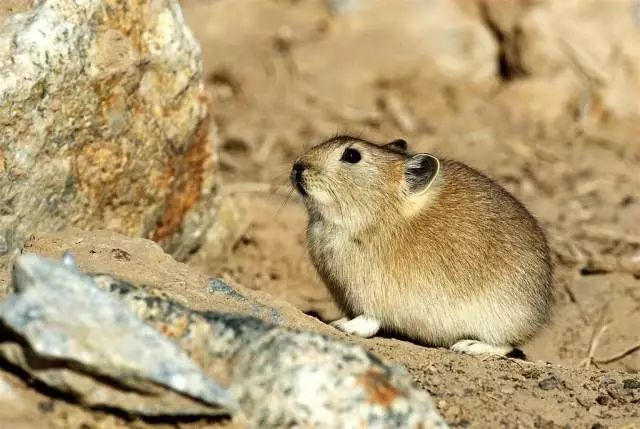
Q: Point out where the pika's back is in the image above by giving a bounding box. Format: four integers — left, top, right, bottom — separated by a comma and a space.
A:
402, 159, 551, 299
414, 159, 549, 265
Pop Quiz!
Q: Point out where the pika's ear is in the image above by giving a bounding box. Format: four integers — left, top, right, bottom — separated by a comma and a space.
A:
405, 154, 440, 194
383, 139, 408, 153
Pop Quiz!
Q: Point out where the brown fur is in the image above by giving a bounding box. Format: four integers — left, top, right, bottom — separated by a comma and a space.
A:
293, 135, 553, 349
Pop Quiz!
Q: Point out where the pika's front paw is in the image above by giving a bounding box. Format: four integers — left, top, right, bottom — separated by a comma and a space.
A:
329, 317, 349, 327
450, 340, 514, 358
331, 315, 380, 338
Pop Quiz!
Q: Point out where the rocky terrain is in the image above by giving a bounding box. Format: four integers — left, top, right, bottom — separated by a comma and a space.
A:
0, 0, 639, 428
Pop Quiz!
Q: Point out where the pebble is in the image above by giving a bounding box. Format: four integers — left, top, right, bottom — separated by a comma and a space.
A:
501, 385, 515, 394
622, 378, 640, 389
538, 376, 560, 391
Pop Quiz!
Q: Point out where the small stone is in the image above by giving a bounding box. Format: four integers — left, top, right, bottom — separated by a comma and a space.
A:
575, 393, 594, 409
538, 376, 560, 390
0, 234, 7, 255
580, 256, 617, 275
207, 278, 283, 324
430, 375, 443, 386
522, 367, 544, 379
501, 385, 515, 394
622, 378, 640, 389
443, 405, 463, 423
110, 248, 131, 262
600, 377, 616, 386
535, 416, 560, 429
619, 253, 640, 275
37, 400, 55, 413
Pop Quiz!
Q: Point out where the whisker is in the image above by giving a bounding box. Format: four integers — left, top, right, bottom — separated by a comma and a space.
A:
273, 187, 295, 219
221, 182, 292, 197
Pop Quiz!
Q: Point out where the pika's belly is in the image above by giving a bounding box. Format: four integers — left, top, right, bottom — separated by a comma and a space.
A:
344, 277, 535, 347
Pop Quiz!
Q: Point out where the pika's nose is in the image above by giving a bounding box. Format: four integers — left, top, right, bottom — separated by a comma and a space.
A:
291, 161, 308, 196
292, 161, 307, 175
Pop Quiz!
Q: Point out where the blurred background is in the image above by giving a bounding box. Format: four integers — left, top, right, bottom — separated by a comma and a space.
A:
178, 0, 640, 370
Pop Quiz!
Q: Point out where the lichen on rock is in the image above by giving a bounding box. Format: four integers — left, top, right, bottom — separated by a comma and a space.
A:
0, 0, 219, 267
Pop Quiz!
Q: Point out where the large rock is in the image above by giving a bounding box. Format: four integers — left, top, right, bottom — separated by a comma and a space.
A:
478, 0, 640, 122
0, 0, 219, 267
1, 253, 236, 417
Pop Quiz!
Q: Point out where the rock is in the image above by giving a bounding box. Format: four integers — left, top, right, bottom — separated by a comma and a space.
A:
622, 378, 640, 390
0, 253, 235, 417
0, 0, 220, 268
538, 376, 560, 391
2, 252, 448, 428
618, 252, 640, 276
580, 255, 619, 275
208, 278, 283, 324
479, 0, 640, 122
96, 275, 447, 428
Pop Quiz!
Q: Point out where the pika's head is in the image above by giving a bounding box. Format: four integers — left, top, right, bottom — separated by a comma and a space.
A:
291, 135, 440, 230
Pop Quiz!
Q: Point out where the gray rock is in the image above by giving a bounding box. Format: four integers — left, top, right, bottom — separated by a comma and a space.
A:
0, 0, 220, 268
4, 253, 448, 428
623, 378, 640, 390
0, 253, 236, 416
94, 273, 448, 428
538, 376, 560, 391
208, 278, 283, 324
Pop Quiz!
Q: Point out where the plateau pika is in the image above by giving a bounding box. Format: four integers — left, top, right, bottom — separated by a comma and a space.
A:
291, 135, 552, 357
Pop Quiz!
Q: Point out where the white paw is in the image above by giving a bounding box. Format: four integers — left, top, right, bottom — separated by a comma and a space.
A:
329, 317, 349, 327
450, 340, 513, 357
331, 315, 381, 338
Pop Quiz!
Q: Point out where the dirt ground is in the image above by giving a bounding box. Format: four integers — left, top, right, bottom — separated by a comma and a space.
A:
179, 0, 640, 426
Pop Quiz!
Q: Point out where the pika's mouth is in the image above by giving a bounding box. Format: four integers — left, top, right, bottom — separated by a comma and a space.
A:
291, 162, 308, 197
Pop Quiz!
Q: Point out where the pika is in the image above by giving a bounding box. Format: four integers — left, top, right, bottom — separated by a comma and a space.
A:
291, 135, 552, 357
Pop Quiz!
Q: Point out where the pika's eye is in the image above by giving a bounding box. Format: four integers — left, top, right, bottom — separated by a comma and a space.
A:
340, 148, 361, 164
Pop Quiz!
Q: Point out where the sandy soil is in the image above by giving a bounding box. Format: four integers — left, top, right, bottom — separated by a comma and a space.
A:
178, 0, 640, 426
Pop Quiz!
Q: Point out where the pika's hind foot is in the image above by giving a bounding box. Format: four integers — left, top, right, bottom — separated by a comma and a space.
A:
450, 340, 515, 358
330, 315, 380, 338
